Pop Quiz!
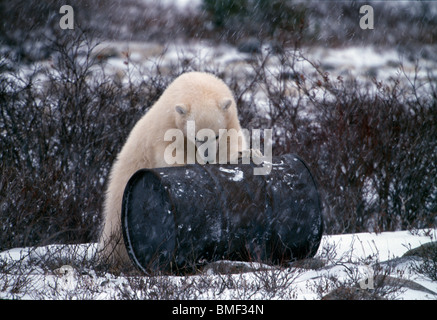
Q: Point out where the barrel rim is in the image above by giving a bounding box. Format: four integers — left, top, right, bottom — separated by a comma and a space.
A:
121, 168, 177, 274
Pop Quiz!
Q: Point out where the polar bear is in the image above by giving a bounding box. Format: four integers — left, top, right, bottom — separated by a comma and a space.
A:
99, 71, 247, 268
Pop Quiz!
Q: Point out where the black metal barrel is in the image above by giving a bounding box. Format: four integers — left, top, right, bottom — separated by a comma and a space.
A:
121, 154, 323, 274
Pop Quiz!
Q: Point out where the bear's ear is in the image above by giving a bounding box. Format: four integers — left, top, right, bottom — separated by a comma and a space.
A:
175, 104, 187, 115
219, 98, 232, 111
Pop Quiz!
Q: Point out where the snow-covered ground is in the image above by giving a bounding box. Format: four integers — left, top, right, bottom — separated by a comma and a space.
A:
1, 229, 435, 300
91, 40, 436, 83
8, 38, 429, 127
11, 35, 435, 94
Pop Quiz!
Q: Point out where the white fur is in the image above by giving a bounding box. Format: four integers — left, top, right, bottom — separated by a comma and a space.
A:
99, 72, 246, 267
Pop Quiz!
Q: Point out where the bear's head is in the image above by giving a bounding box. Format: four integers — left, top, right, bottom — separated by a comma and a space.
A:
174, 97, 234, 163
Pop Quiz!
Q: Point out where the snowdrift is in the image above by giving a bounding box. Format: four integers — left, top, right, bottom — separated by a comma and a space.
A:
1, 229, 435, 300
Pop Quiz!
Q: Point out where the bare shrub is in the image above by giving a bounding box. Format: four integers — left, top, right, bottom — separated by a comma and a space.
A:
237, 49, 437, 234
0, 30, 167, 250
406, 242, 437, 281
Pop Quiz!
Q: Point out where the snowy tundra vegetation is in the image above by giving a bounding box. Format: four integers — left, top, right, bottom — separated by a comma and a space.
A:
0, 229, 436, 299
1, 0, 436, 299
